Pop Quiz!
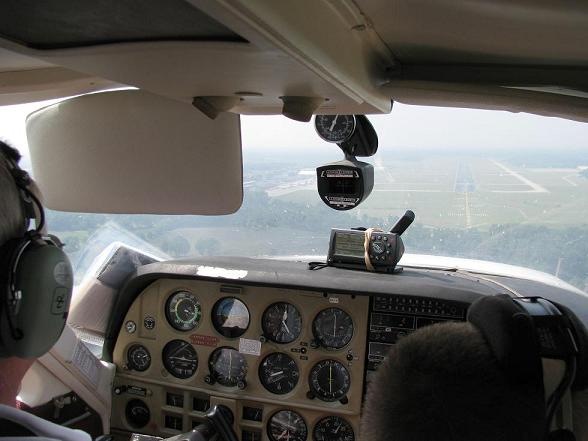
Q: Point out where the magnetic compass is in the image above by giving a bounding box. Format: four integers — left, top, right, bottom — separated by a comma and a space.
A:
315, 115, 356, 143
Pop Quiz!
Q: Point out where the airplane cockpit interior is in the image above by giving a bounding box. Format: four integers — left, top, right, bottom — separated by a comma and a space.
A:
1, 2, 588, 441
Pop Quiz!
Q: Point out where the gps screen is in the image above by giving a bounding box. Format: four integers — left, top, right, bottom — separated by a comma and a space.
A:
334, 232, 365, 258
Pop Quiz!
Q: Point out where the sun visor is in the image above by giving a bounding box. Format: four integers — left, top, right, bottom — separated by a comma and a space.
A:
26, 90, 243, 215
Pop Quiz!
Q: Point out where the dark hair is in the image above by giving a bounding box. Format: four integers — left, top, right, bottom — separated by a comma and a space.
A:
361, 321, 542, 441
0, 140, 27, 247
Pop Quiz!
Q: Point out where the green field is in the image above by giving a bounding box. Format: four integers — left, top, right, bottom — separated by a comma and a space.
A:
270, 157, 588, 229
48, 154, 588, 291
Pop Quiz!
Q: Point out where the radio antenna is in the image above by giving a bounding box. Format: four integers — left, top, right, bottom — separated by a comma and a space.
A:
390, 210, 415, 236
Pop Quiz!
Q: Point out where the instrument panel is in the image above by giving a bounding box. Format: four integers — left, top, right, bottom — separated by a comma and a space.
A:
111, 279, 370, 440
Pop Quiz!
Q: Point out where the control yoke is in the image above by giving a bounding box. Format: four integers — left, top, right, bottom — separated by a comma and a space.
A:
132, 405, 238, 441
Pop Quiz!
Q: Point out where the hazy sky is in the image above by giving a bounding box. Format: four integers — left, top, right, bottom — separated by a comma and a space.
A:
241, 105, 588, 153
1, 99, 587, 162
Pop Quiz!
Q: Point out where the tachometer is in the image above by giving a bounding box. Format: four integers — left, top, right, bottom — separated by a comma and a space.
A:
212, 297, 250, 338
262, 302, 302, 344
312, 308, 354, 349
309, 359, 350, 402
315, 115, 356, 143
208, 347, 247, 387
165, 291, 202, 331
259, 352, 299, 395
313, 416, 355, 441
127, 344, 151, 372
162, 340, 198, 379
268, 410, 307, 441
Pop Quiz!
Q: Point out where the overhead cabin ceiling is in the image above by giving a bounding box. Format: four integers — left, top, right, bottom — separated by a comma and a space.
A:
0, 0, 587, 121
358, 0, 588, 66
0, 0, 246, 49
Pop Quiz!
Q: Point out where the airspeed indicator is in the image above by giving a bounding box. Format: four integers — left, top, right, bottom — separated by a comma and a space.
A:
165, 291, 202, 331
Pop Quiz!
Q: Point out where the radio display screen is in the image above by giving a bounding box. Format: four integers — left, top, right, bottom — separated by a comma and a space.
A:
334, 232, 365, 258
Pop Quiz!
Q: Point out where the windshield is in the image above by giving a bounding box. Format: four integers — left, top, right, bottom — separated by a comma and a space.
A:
2, 102, 587, 292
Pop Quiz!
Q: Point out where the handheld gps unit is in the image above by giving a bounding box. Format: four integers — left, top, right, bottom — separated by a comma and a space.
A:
327, 210, 415, 273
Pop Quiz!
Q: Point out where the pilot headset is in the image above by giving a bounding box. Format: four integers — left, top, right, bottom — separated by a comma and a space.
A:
0, 142, 73, 358
468, 295, 588, 441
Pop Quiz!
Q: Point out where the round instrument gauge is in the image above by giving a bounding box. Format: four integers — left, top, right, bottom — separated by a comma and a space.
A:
162, 340, 198, 379
268, 410, 308, 441
315, 115, 356, 143
208, 347, 247, 387
262, 302, 302, 344
309, 359, 351, 402
259, 352, 299, 395
312, 308, 354, 349
211, 297, 250, 338
127, 344, 151, 372
165, 291, 202, 331
125, 399, 150, 429
313, 416, 355, 441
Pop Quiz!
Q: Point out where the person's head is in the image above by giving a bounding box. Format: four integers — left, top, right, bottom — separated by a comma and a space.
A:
361, 321, 545, 441
0, 140, 73, 406
0, 141, 27, 245
0, 140, 34, 406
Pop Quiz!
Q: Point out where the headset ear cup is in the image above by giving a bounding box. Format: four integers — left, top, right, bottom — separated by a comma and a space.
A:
0, 236, 32, 357
2, 239, 73, 358
468, 295, 543, 382
467, 295, 546, 430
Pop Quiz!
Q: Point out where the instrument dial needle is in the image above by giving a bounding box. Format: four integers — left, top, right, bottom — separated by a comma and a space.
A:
329, 115, 338, 132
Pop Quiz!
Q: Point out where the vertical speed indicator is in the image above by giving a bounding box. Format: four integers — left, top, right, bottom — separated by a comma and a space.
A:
259, 352, 299, 394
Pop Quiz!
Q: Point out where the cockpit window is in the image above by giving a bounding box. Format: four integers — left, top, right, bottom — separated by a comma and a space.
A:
1, 103, 587, 292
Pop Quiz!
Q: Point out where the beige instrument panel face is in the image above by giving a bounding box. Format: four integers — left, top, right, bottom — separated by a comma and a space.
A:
111, 278, 369, 441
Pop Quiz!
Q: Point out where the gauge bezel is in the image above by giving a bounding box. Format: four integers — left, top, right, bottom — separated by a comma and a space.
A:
312, 307, 354, 350
309, 359, 351, 402
262, 301, 303, 344
211, 297, 250, 338
258, 352, 300, 395
126, 344, 151, 372
267, 409, 308, 441
208, 346, 248, 387
314, 115, 356, 143
162, 339, 199, 379
312, 416, 355, 441
165, 290, 202, 332
125, 399, 150, 429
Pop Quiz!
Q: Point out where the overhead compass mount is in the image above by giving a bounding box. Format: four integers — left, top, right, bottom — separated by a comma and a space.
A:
314, 114, 379, 210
